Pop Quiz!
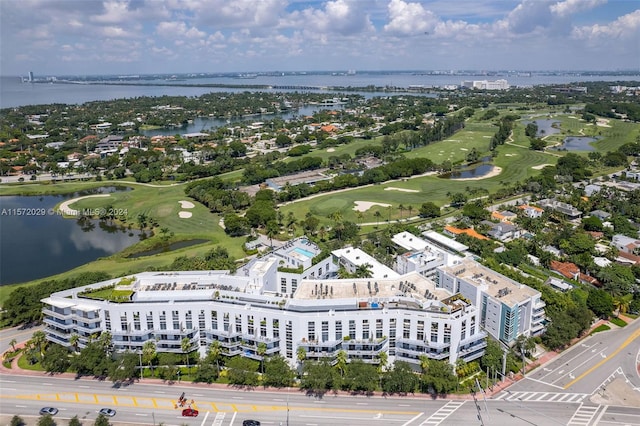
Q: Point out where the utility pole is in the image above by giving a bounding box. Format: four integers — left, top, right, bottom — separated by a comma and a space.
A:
469, 389, 485, 426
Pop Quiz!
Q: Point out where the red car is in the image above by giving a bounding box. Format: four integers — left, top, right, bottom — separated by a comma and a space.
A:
182, 408, 199, 417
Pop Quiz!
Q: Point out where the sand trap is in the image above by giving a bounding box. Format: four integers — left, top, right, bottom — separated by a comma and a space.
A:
596, 118, 611, 127
460, 148, 468, 151
455, 166, 502, 181
326, 148, 336, 152
353, 201, 392, 212
179, 200, 195, 209
384, 187, 419, 193
178, 211, 192, 218
505, 154, 517, 157
532, 164, 554, 170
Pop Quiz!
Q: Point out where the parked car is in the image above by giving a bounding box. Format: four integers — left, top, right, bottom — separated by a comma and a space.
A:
242, 421, 261, 426
182, 408, 199, 417
39, 407, 58, 416
99, 408, 116, 417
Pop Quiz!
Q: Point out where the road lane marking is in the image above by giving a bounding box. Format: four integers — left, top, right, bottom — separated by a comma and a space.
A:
564, 327, 640, 389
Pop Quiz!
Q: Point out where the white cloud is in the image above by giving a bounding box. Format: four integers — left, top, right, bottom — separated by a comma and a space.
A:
572, 9, 640, 39
551, 0, 606, 17
156, 21, 205, 39
292, 0, 374, 36
384, 0, 439, 35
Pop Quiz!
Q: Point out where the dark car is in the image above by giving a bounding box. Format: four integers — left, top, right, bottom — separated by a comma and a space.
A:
99, 408, 116, 417
182, 408, 199, 417
242, 421, 261, 426
39, 407, 58, 416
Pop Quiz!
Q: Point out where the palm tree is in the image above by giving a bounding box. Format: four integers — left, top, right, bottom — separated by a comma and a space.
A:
335, 350, 348, 378
613, 294, 633, 318
418, 354, 430, 374
373, 210, 382, 228
69, 334, 80, 353
208, 340, 222, 374
398, 204, 405, 221
9, 338, 17, 352
142, 340, 157, 375
266, 220, 280, 249
257, 342, 268, 375
407, 205, 413, 219
31, 330, 47, 361
296, 346, 307, 375
354, 263, 373, 278
181, 337, 192, 373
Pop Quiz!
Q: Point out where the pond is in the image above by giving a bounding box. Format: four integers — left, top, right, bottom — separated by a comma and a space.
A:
439, 157, 496, 180
552, 136, 599, 151
0, 187, 148, 285
127, 239, 210, 258
522, 119, 561, 137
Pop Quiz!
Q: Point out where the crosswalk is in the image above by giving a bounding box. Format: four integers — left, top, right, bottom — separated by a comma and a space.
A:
212, 411, 226, 426
567, 403, 601, 426
420, 400, 465, 425
494, 391, 589, 403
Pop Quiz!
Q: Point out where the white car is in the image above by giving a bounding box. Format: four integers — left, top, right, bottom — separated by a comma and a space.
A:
39, 407, 58, 416
99, 408, 116, 417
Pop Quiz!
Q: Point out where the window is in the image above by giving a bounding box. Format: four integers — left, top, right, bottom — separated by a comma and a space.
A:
431, 322, 438, 343
322, 321, 329, 342
146, 312, 154, 330
417, 320, 424, 341
185, 310, 193, 330
281, 277, 287, 293
362, 319, 369, 340
291, 278, 298, 294
105, 311, 111, 331
120, 314, 128, 332
403, 319, 410, 339
133, 312, 141, 331
335, 320, 342, 341
199, 310, 206, 330
376, 319, 383, 339
349, 320, 356, 339
273, 319, 280, 338
308, 322, 316, 342
172, 310, 180, 330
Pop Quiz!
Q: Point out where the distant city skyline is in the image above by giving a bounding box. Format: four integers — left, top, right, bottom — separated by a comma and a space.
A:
1, 0, 639, 77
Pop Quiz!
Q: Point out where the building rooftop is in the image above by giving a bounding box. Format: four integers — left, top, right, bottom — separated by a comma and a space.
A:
422, 230, 469, 253
440, 259, 540, 307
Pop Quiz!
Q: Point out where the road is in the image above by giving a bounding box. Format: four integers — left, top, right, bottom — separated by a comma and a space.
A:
503, 318, 640, 397
2, 372, 640, 426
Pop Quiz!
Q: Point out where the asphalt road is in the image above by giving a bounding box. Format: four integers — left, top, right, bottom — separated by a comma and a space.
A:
2, 372, 640, 426
505, 318, 640, 397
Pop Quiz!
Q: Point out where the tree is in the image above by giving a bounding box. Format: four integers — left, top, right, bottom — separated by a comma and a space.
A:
41, 344, 71, 374
69, 334, 80, 353
37, 415, 55, 426
181, 337, 192, 373
382, 361, 418, 394
587, 289, 614, 318
342, 360, 378, 393
613, 294, 633, 318
257, 342, 268, 375
193, 359, 218, 384
31, 330, 48, 361
266, 220, 280, 249
94, 414, 109, 426
419, 202, 440, 218
9, 338, 17, 352
142, 340, 157, 376
10, 415, 25, 426
335, 350, 348, 378
450, 192, 468, 208
420, 359, 458, 395
207, 340, 223, 374
480, 338, 503, 374
69, 416, 82, 426
226, 356, 259, 386
108, 351, 139, 383
263, 355, 295, 388
301, 359, 338, 395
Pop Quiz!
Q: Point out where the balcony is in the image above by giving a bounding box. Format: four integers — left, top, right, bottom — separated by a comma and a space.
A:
299, 339, 342, 350
43, 317, 74, 330
42, 308, 72, 321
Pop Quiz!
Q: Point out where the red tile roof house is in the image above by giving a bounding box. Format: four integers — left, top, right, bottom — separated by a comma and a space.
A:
549, 260, 601, 287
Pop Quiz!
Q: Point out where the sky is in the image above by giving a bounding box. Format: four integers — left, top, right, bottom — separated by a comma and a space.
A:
1, 0, 639, 77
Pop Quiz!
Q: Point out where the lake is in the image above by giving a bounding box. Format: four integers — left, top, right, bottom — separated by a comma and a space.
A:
521, 119, 561, 137
553, 136, 600, 151
0, 187, 148, 285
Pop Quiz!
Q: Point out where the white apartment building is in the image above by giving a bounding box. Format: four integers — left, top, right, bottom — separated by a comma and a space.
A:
392, 231, 463, 279
461, 79, 509, 90
42, 239, 487, 368
437, 258, 546, 346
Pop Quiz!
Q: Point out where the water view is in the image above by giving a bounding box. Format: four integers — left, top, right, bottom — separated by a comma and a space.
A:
0, 188, 147, 285
553, 136, 600, 151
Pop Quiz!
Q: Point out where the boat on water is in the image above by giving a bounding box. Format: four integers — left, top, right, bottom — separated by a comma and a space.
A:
233, 73, 258, 79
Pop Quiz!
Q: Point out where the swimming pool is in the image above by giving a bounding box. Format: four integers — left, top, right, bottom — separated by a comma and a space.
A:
292, 247, 315, 258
